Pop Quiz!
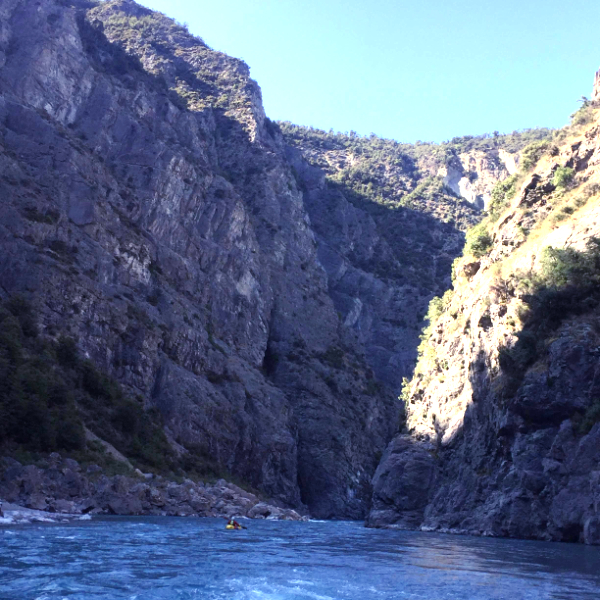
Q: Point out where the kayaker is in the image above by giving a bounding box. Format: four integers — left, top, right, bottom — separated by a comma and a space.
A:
227, 516, 242, 529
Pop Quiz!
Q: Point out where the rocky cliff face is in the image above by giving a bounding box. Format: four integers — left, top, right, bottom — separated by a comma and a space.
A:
434, 149, 513, 209
0, 0, 573, 527
280, 125, 547, 391
368, 95, 600, 544
0, 0, 402, 518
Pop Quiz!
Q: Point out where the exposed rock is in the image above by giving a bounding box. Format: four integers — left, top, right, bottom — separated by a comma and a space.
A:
584, 516, 600, 545
438, 150, 510, 209
366, 436, 437, 529
0, 455, 308, 521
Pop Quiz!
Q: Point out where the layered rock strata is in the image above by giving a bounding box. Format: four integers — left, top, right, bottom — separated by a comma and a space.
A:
0, 0, 399, 518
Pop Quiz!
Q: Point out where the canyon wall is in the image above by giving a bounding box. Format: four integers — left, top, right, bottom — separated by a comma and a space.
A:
369, 96, 600, 544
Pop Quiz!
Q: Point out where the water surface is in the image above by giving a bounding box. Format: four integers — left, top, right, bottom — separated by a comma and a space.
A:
1, 517, 599, 599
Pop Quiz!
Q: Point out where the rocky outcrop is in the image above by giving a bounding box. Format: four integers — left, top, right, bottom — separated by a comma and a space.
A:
369, 98, 600, 544
0, 455, 306, 520
284, 147, 473, 391
367, 436, 438, 529
436, 150, 512, 209
0, 0, 399, 518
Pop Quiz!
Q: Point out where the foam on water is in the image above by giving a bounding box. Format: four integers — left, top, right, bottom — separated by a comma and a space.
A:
0, 518, 599, 600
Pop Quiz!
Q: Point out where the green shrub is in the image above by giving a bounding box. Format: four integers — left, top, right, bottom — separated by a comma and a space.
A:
570, 105, 594, 128
465, 223, 493, 258
7, 295, 38, 338
56, 336, 79, 368
399, 376, 411, 405
498, 330, 538, 374
539, 243, 600, 288
0, 294, 178, 473
416, 293, 454, 371
55, 410, 86, 451
113, 401, 141, 435
500, 238, 600, 392
552, 166, 575, 190
81, 360, 119, 401
520, 140, 551, 171
489, 174, 518, 220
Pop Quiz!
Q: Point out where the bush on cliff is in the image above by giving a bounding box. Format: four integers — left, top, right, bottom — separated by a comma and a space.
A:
520, 140, 552, 171
416, 290, 454, 374
552, 166, 575, 190
489, 174, 518, 220
465, 223, 493, 258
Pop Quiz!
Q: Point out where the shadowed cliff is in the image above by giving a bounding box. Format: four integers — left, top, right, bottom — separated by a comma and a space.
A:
0, 0, 403, 518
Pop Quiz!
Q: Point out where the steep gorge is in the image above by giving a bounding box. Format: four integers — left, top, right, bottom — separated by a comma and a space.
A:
0, 0, 585, 533
280, 124, 548, 390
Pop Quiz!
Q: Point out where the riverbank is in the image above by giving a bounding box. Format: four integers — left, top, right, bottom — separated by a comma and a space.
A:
0, 501, 90, 526
0, 455, 306, 522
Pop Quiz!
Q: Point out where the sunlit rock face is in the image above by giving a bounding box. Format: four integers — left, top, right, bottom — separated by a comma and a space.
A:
280, 123, 549, 396
369, 96, 600, 544
439, 150, 512, 209
0, 0, 403, 518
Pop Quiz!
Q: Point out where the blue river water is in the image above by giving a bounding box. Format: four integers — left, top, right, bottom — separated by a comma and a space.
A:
1, 517, 599, 600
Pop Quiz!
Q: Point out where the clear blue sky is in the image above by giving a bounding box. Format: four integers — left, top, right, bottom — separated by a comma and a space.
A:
138, 0, 600, 143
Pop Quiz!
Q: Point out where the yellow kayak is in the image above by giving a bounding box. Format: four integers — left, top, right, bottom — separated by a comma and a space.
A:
226, 524, 241, 530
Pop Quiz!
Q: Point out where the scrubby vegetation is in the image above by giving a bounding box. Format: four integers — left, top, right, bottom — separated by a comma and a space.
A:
464, 222, 493, 258
280, 122, 551, 216
552, 166, 575, 190
416, 290, 453, 374
281, 122, 553, 273
499, 239, 600, 379
440, 129, 553, 155
0, 296, 223, 479
488, 174, 519, 220
0, 296, 174, 470
412, 106, 600, 403
520, 140, 555, 171
279, 122, 552, 168
570, 103, 595, 128
86, 1, 254, 120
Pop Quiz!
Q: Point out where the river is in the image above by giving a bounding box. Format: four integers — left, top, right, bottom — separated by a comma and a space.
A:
1, 517, 599, 599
